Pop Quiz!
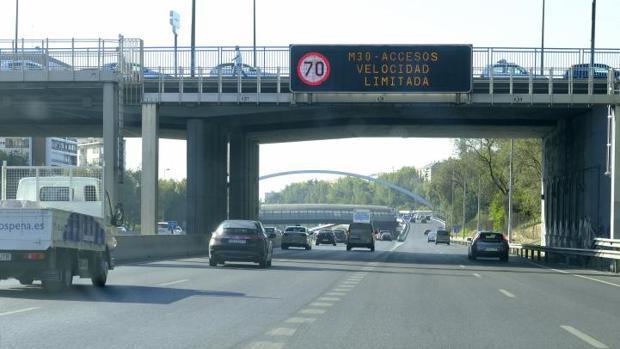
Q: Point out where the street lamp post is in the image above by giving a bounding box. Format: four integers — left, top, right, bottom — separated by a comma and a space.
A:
508, 139, 514, 242
540, 0, 545, 75
253, 0, 257, 67
170, 11, 181, 77
590, 0, 597, 70
191, 0, 196, 77
14, 0, 19, 54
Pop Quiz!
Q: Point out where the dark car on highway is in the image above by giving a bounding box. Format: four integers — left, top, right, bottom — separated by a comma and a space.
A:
316, 230, 337, 246
435, 230, 450, 245
347, 222, 375, 251
333, 229, 347, 243
208, 220, 273, 268
468, 231, 509, 262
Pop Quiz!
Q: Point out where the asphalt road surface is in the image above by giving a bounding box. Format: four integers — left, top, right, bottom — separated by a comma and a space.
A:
1, 222, 620, 349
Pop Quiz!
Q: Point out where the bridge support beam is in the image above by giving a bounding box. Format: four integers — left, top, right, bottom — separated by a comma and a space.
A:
141, 103, 159, 235
229, 132, 259, 220
186, 120, 228, 234
103, 82, 120, 222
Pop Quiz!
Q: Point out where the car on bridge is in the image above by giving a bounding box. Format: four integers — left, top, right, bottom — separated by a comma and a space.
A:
209, 63, 277, 78
208, 220, 273, 268
316, 229, 337, 246
281, 225, 313, 250
563, 63, 620, 80
467, 231, 509, 262
480, 59, 529, 78
347, 222, 375, 251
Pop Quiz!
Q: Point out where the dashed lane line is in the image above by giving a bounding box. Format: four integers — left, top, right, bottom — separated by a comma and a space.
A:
285, 317, 316, 324
267, 328, 297, 337
299, 308, 326, 315
0, 307, 39, 317
561, 325, 609, 348
498, 289, 516, 298
156, 279, 189, 287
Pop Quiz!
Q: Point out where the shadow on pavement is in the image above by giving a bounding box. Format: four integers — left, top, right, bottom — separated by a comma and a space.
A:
0, 284, 277, 304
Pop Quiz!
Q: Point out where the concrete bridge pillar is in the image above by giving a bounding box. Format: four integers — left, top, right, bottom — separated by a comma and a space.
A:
186, 120, 228, 234
229, 132, 259, 220
103, 82, 120, 222
611, 105, 619, 239
141, 103, 159, 235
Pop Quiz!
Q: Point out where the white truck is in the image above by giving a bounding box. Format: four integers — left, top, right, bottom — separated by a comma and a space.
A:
0, 174, 118, 291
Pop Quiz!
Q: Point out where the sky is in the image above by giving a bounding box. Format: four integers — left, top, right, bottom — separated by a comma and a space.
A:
2, 0, 619, 198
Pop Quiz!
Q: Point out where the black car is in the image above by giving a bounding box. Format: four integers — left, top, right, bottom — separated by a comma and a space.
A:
316, 230, 337, 246
333, 229, 347, 243
468, 231, 509, 262
209, 220, 273, 268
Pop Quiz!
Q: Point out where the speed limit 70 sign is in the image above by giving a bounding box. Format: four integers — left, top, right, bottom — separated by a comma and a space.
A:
296, 52, 331, 86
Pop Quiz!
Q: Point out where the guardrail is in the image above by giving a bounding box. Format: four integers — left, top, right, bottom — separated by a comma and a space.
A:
451, 236, 620, 273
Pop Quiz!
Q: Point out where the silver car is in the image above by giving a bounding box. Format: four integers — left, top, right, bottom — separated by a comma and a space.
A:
435, 230, 450, 245
281, 226, 312, 250
468, 231, 509, 262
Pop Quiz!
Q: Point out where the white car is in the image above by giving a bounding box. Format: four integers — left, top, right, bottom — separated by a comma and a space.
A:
427, 231, 436, 242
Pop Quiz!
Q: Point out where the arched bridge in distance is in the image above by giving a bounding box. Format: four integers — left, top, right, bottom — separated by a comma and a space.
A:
258, 169, 433, 209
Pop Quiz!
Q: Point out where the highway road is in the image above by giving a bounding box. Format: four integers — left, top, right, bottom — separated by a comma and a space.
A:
1, 223, 620, 349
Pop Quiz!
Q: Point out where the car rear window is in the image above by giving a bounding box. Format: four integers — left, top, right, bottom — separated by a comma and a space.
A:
285, 227, 306, 233
222, 228, 259, 236
350, 223, 372, 234
479, 233, 501, 242
436, 230, 449, 236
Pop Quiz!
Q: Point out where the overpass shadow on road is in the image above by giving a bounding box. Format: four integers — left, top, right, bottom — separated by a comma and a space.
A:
0, 284, 277, 304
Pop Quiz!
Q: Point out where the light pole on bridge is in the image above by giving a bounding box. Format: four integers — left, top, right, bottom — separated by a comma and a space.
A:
14, 0, 19, 54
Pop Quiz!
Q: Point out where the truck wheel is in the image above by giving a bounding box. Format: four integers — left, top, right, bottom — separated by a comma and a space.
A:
91, 256, 108, 288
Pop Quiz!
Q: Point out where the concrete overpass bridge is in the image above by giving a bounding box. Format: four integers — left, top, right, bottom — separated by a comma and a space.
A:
259, 204, 398, 233
1, 38, 619, 248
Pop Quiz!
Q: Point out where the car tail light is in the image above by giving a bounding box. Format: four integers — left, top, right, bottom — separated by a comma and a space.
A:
24, 252, 46, 260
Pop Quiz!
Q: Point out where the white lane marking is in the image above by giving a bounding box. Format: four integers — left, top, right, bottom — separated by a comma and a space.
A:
0, 307, 39, 317
332, 288, 350, 293
318, 297, 340, 302
157, 279, 189, 287
530, 261, 620, 288
341, 281, 360, 285
244, 341, 284, 349
309, 302, 333, 307
459, 265, 465, 268
286, 317, 316, 324
267, 328, 297, 336
472, 273, 482, 278
561, 325, 609, 348
498, 289, 515, 298
337, 284, 355, 288
326, 292, 346, 297
573, 274, 620, 289
389, 242, 405, 251
299, 308, 326, 315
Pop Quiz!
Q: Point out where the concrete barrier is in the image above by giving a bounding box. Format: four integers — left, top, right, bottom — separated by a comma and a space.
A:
112, 234, 210, 263
112, 233, 282, 264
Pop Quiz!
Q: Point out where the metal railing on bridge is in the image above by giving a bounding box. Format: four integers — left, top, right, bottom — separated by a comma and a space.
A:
2, 40, 620, 104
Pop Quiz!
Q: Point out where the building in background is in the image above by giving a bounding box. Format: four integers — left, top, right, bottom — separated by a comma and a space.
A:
0, 137, 31, 164
77, 138, 126, 170
419, 162, 438, 182
78, 138, 104, 167
0, 137, 77, 166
